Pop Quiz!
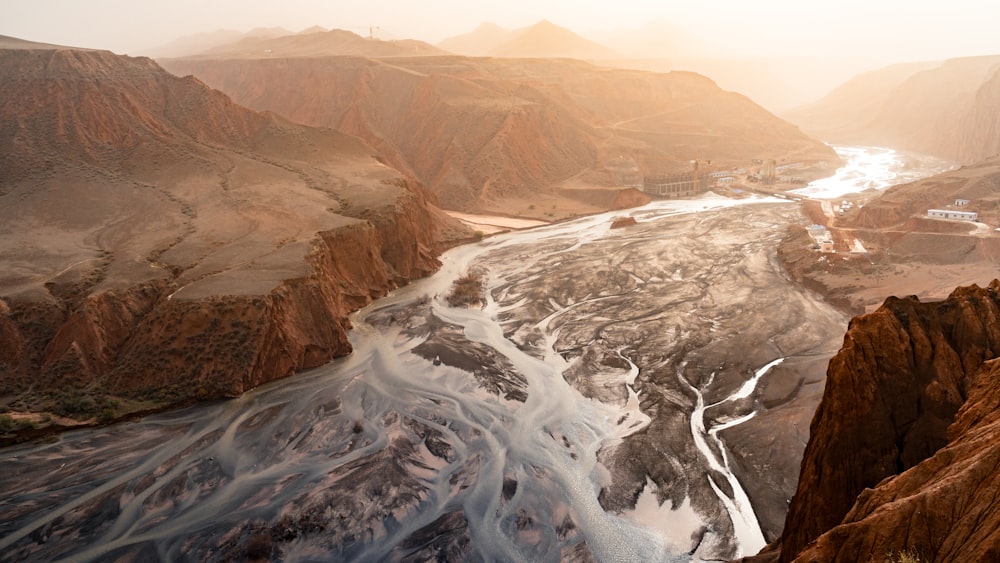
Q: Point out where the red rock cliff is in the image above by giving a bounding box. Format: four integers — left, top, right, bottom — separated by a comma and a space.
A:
1, 188, 443, 410
745, 281, 1000, 562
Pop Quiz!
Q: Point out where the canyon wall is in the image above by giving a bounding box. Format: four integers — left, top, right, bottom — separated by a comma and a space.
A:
0, 187, 442, 412
744, 281, 1000, 562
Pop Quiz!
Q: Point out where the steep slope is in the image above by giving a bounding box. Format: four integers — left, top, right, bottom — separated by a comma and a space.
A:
192, 28, 446, 59
786, 55, 1000, 162
161, 55, 836, 213
957, 68, 1000, 162
783, 60, 940, 141
743, 281, 1000, 562
0, 44, 463, 430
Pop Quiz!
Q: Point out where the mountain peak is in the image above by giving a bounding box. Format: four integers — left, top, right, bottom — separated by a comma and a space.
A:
298, 25, 328, 35
489, 20, 618, 60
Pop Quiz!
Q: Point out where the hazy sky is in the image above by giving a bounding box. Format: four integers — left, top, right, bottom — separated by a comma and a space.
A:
3, 0, 999, 61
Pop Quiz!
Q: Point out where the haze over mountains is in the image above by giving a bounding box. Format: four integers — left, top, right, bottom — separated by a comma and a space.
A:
787, 55, 1000, 163
142, 20, 878, 113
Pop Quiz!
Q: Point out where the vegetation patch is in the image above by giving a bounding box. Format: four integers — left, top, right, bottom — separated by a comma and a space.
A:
447, 270, 485, 308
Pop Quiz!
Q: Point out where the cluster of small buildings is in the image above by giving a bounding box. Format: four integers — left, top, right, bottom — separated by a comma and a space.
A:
808, 224, 836, 253
927, 199, 979, 222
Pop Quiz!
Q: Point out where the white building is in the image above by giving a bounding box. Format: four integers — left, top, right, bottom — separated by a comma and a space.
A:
927, 209, 978, 221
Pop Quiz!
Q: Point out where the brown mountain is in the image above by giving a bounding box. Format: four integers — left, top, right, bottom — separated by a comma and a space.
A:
161, 54, 836, 214
742, 281, 1000, 562
786, 55, 1000, 162
437, 20, 618, 60
436, 22, 518, 56
487, 20, 619, 60
189, 28, 446, 59
0, 42, 463, 430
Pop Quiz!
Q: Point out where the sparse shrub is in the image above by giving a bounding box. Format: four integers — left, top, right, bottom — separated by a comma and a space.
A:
887, 549, 922, 563
56, 391, 97, 417
447, 270, 485, 307
0, 414, 14, 433
97, 406, 117, 424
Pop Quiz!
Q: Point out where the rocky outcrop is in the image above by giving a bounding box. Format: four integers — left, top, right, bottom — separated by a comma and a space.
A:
745, 281, 1000, 562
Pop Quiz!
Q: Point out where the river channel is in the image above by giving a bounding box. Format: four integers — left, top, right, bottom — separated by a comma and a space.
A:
0, 147, 946, 562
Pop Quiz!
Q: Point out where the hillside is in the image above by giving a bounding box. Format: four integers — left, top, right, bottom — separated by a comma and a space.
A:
785, 55, 1000, 162
161, 54, 837, 215
742, 281, 1000, 562
0, 43, 465, 432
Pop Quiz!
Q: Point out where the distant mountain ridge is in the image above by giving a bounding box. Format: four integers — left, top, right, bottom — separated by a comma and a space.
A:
141, 27, 291, 58
180, 28, 446, 59
437, 20, 619, 59
436, 22, 517, 56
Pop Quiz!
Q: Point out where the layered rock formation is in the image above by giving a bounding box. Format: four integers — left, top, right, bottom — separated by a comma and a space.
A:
0, 40, 462, 429
161, 55, 836, 212
744, 281, 1000, 562
786, 55, 1000, 163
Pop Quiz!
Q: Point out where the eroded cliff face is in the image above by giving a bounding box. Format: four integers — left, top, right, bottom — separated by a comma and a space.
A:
0, 189, 441, 417
746, 281, 1000, 562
